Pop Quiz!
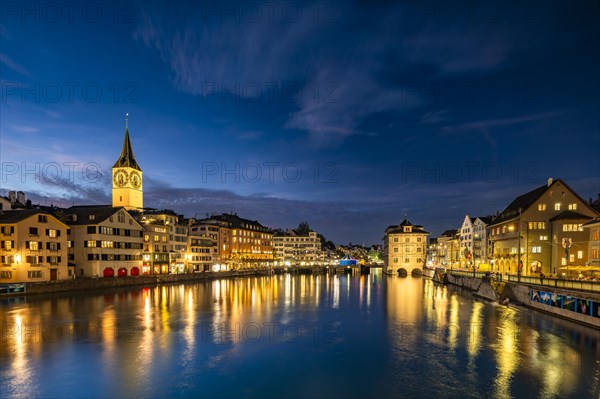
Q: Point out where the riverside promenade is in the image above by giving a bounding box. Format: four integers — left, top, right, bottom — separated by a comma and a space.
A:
441, 270, 600, 328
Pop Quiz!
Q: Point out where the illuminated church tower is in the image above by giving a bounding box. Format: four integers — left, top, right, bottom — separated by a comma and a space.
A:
112, 114, 143, 210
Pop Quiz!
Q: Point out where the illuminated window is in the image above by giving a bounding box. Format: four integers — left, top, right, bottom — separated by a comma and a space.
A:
86, 240, 96, 248
561, 258, 566, 265
568, 203, 577, 210
554, 203, 561, 211
594, 230, 599, 241
538, 204, 546, 211
539, 236, 548, 241
577, 251, 583, 259
532, 246, 541, 253
28, 241, 39, 250
593, 249, 599, 259
101, 241, 113, 248
569, 254, 574, 262
28, 270, 42, 278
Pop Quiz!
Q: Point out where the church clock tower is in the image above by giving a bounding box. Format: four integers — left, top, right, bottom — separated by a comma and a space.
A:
112, 114, 143, 210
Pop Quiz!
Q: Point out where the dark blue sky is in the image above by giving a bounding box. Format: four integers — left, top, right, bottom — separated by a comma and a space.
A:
1, 1, 599, 244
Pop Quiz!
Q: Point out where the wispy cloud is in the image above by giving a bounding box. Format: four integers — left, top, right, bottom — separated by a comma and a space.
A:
0, 52, 32, 77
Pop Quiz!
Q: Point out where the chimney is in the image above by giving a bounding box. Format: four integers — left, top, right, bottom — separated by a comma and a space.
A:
547, 177, 553, 187
8, 191, 16, 203
17, 191, 26, 205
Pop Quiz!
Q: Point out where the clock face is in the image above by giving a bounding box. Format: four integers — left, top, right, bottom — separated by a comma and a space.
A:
114, 170, 128, 187
130, 171, 141, 189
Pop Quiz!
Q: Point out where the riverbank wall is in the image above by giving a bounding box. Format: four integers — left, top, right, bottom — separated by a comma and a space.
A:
443, 273, 600, 329
6, 270, 269, 297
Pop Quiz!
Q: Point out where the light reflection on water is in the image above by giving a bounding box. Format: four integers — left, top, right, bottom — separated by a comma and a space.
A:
0, 272, 598, 398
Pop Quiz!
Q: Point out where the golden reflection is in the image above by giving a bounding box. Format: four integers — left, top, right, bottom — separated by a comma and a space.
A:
447, 294, 460, 351
333, 275, 340, 309
538, 335, 579, 398
467, 301, 484, 365
9, 314, 33, 397
136, 288, 154, 386
101, 307, 117, 374
492, 307, 520, 399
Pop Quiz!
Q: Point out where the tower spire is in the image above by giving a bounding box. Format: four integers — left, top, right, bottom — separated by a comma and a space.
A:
113, 114, 141, 171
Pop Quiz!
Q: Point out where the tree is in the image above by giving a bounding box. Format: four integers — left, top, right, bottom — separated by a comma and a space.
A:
296, 221, 312, 236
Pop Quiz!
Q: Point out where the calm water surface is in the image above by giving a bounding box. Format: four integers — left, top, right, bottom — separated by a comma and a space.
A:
1, 271, 599, 398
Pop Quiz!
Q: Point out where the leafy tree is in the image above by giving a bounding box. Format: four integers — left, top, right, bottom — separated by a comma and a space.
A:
296, 221, 312, 236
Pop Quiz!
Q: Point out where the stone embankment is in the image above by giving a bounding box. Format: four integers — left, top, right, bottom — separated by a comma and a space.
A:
443, 273, 600, 329
9, 270, 268, 297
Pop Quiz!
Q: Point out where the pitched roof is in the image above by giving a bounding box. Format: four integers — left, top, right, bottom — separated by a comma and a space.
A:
490, 179, 599, 226
197, 213, 269, 231
113, 127, 141, 170
0, 209, 42, 223
440, 229, 458, 237
477, 216, 493, 225
549, 210, 594, 222
63, 205, 123, 225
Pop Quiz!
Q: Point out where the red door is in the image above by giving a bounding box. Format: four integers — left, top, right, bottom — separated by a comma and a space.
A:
103, 268, 114, 278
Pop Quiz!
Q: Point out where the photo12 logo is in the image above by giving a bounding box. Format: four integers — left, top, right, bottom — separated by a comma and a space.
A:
200, 162, 339, 184
1, 162, 103, 184
1, 81, 139, 104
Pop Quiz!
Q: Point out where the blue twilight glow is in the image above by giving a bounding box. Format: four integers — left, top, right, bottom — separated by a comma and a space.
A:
1, 1, 599, 243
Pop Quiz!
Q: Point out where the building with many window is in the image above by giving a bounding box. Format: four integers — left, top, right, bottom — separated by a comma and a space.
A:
193, 213, 273, 269
137, 211, 188, 274
273, 231, 323, 267
459, 215, 492, 270
584, 219, 600, 270
0, 210, 69, 283
383, 219, 429, 275
187, 233, 219, 272
64, 206, 144, 277
488, 178, 598, 276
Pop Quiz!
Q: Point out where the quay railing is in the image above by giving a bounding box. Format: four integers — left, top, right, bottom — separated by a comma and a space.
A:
447, 270, 600, 293
447, 270, 488, 279
505, 275, 600, 293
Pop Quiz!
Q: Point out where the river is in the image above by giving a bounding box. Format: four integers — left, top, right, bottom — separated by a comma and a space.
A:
1, 271, 598, 398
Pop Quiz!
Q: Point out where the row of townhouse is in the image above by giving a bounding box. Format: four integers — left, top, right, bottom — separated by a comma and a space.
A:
0, 117, 330, 283
427, 178, 600, 277
0, 201, 328, 282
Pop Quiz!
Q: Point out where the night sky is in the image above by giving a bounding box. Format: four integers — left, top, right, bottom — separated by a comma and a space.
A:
1, 1, 599, 244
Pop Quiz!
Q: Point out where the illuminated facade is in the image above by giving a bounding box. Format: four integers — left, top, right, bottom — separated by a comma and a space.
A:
459, 215, 492, 269
383, 219, 429, 274
65, 206, 144, 277
0, 210, 69, 283
193, 213, 273, 269
489, 178, 598, 276
273, 231, 324, 266
187, 233, 219, 272
112, 115, 143, 210
584, 219, 600, 268
138, 211, 188, 274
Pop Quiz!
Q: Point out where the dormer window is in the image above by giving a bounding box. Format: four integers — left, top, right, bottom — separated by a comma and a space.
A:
403, 226, 412, 233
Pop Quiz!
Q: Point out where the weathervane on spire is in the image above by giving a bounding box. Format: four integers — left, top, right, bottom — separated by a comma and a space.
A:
126, 112, 129, 129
